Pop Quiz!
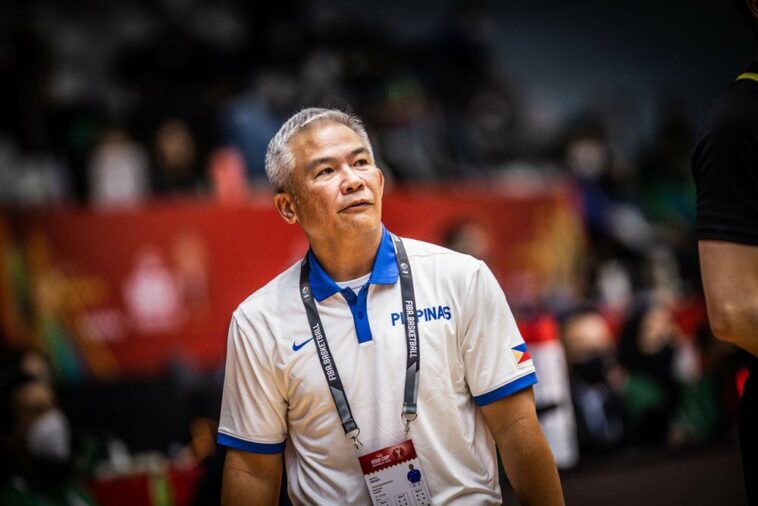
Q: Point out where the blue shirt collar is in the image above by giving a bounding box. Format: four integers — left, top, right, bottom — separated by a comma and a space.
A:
308, 226, 399, 302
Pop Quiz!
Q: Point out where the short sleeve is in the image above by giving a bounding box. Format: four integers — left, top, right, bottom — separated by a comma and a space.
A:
217, 313, 288, 453
692, 88, 758, 246
459, 261, 537, 406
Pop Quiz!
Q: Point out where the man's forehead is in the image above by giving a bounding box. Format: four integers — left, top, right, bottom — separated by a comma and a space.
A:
289, 120, 367, 154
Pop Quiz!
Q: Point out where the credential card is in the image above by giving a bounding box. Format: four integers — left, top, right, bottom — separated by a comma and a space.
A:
358, 439, 431, 506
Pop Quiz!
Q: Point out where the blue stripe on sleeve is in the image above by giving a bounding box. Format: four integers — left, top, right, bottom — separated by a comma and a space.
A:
473, 372, 539, 406
217, 433, 286, 454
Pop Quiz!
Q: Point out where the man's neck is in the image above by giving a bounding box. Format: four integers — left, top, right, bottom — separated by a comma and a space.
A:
308, 226, 383, 282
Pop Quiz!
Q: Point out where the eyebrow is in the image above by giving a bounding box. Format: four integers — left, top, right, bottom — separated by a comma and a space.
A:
306, 147, 370, 172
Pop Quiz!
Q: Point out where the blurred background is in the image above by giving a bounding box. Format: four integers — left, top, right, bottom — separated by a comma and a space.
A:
0, 0, 754, 504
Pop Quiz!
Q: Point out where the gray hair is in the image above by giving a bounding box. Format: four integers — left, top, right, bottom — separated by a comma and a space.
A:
264, 107, 374, 192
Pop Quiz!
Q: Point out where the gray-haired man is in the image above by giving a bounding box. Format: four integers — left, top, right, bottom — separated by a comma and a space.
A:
217, 108, 564, 505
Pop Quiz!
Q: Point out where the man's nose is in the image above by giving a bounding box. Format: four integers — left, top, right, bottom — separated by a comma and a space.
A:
341, 165, 365, 193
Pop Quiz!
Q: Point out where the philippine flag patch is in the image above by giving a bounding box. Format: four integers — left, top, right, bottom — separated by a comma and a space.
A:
512, 343, 532, 365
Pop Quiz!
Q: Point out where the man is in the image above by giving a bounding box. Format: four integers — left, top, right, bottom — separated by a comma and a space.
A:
692, 1, 758, 503
217, 108, 564, 505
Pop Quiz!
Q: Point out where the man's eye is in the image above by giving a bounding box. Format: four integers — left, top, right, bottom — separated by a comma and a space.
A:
316, 167, 334, 177
354, 159, 369, 167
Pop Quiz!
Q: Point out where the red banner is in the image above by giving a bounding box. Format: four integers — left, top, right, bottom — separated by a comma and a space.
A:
0, 184, 584, 380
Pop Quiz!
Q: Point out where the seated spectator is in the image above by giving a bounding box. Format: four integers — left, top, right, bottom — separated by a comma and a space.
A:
618, 302, 688, 446
0, 371, 96, 505
562, 308, 625, 457
669, 323, 743, 446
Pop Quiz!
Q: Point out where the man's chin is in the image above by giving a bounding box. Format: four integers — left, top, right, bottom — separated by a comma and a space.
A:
339, 215, 382, 232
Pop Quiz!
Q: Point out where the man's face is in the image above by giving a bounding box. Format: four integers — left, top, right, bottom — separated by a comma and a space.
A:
275, 120, 384, 241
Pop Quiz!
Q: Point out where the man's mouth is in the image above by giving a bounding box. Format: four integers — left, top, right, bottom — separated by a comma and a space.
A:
340, 200, 372, 212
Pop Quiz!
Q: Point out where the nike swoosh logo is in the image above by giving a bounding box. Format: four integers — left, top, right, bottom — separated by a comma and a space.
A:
292, 337, 314, 351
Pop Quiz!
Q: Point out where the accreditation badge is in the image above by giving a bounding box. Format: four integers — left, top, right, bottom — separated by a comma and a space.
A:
358, 439, 431, 506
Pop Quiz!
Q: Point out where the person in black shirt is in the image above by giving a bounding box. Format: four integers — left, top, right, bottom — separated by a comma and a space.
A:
691, 1, 758, 503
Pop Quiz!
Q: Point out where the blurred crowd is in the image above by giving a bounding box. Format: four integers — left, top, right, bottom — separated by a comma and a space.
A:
2, 0, 528, 205
0, 1, 697, 203
0, 342, 222, 505
0, 0, 754, 504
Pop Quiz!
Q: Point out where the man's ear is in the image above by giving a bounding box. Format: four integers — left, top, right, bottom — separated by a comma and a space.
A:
274, 192, 298, 224
749, 0, 758, 19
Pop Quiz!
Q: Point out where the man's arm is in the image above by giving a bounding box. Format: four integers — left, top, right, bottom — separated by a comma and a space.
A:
699, 240, 758, 356
479, 387, 564, 506
221, 449, 282, 506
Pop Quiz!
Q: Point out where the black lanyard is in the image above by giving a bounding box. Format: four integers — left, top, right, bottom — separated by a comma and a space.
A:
298, 233, 419, 450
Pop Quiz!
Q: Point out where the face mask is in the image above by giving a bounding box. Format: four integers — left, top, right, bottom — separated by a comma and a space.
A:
572, 355, 615, 384
638, 343, 675, 382
26, 409, 71, 462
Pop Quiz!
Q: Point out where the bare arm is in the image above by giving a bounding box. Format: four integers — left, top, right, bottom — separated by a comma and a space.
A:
699, 240, 758, 357
480, 387, 564, 506
221, 449, 282, 506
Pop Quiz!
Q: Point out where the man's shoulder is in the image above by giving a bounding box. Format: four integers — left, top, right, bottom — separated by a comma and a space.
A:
401, 236, 481, 269
703, 79, 758, 133
234, 259, 302, 321
401, 236, 469, 260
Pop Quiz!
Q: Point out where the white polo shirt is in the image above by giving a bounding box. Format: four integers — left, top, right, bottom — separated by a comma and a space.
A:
218, 227, 537, 505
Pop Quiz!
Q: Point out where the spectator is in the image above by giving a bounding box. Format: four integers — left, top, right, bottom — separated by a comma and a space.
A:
562, 308, 625, 456
0, 371, 96, 506
88, 128, 149, 208
669, 324, 744, 445
152, 119, 204, 195
618, 302, 701, 447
